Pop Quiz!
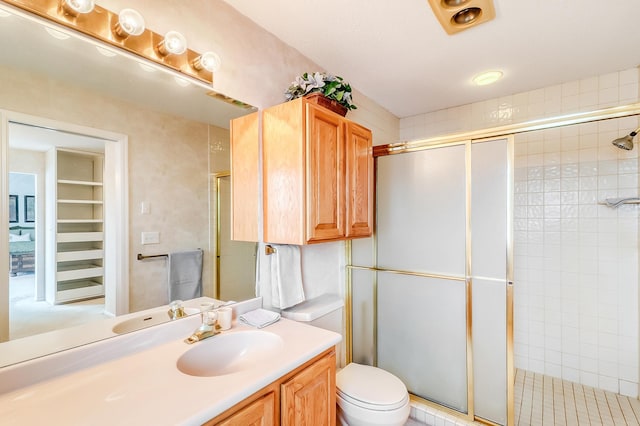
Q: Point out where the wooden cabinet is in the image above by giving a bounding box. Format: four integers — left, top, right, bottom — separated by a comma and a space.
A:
206, 348, 336, 426
281, 347, 336, 426
261, 97, 373, 245
230, 111, 260, 242
46, 148, 105, 304
345, 122, 374, 238
217, 392, 276, 426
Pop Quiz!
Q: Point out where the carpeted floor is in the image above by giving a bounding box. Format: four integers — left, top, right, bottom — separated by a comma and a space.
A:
9, 274, 110, 340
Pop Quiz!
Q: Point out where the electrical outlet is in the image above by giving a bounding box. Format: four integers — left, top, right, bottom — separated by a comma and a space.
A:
141, 231, 160, 245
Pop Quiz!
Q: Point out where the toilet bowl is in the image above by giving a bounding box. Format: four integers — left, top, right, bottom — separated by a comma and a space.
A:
336, 363, 410, 426
281, 295, 410, 426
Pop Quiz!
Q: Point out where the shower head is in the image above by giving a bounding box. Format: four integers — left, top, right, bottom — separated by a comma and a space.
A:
612, 126, 640, 150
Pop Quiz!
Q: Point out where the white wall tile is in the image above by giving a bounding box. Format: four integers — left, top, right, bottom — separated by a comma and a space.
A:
400, 67, 639, 398
619, 380, 639, 398
599, 375, 619, 393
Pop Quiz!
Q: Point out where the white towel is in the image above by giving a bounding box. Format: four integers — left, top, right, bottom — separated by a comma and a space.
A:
167, 249, 203, 301
239, 308, 281, 328
256, 243, 305, 309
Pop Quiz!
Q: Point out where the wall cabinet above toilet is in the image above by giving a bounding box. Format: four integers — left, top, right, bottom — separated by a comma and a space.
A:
230, 97, 374, 245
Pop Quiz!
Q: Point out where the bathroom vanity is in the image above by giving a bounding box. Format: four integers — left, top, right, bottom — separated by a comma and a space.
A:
0, 298, 341, 425
207, 348, 335, 425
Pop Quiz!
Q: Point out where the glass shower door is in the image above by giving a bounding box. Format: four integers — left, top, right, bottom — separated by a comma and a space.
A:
373, 137, 512, 423
376, 144, 469, 412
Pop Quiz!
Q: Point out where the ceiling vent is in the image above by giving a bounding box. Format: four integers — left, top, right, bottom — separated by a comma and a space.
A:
427, 0, 496, 35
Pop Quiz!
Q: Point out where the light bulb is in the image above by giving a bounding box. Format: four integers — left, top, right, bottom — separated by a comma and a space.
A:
192, 51, 221, 72
60, 0, 95, 16
113, 8, 145, 38
156, 30, 187, 56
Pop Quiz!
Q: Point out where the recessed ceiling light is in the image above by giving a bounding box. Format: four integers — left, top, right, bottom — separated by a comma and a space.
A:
472, 70, 503, 86
44, 27, 70, 40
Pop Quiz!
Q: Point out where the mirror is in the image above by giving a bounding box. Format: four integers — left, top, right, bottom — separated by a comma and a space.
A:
0, 6, 257, 366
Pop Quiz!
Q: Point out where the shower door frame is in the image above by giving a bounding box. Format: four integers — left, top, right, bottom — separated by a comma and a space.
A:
346, 101, 640, 426
347, 136, 514, 425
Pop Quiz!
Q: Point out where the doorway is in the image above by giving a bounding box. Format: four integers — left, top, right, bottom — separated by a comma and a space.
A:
213, 173, 256, 302
0, 111, 129, 342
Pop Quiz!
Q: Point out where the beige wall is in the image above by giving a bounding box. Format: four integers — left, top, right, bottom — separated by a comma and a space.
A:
96, 0, 400, 307
2, 1, 400, 314
0, 64, 218, 312
97, 0, 400, 144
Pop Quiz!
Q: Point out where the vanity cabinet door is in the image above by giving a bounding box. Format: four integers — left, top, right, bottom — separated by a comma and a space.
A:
216, 391, 276, 426
281, 350, 336, 426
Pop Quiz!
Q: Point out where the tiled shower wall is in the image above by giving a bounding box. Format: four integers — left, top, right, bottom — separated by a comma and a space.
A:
399, 67, 640, 397
513, 121, 639, 397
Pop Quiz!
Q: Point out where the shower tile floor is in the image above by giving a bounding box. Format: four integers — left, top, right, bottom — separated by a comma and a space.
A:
516, 369, 640, 425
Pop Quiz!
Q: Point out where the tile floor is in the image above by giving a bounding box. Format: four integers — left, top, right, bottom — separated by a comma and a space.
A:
515, 369, 640, 425
407, 369, 640, 426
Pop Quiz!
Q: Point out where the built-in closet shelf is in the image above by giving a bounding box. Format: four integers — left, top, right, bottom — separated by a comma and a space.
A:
57, 232, 104, 243
57, 179, 103, 186
57, 219, 103, 224
56, 281, 104, 303
56, 265, 104, 282
57, 279, 103, 292
57, 249, 104, 262
57, 199, 103, 205
47, 148, 105, 305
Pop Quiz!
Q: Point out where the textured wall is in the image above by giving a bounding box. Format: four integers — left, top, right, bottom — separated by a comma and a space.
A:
0, 64, 213, 311
3, 1, 400, 314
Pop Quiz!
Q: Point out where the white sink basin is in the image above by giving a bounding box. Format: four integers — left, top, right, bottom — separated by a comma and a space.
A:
112, 308, 199, 334
176, 330, 284, 377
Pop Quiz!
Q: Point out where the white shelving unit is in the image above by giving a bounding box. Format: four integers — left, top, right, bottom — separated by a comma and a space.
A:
46, 148, 105, 304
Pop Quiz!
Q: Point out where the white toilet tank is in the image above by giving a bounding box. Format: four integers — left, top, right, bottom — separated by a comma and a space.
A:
281, 294, 344, 366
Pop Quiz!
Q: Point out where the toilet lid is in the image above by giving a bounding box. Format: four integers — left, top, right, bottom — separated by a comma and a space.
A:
336, 363, 408, 411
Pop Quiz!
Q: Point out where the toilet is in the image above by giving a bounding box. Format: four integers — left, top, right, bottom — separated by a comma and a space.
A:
281, 294, 411, 426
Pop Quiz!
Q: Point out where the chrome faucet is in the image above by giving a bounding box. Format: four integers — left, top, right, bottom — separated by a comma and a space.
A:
184, 303, 220, 344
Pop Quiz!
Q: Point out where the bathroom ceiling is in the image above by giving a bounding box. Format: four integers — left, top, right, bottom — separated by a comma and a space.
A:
223, 0, 640, 118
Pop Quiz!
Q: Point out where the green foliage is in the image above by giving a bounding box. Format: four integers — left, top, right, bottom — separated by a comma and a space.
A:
285, 71, 357, 110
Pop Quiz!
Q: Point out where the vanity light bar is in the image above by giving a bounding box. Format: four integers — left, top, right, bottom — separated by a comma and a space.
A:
0, 0, 216, 85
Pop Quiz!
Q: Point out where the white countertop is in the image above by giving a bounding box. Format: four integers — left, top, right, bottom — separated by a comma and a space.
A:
0, 297, 218, 368
0, 303, 342, 425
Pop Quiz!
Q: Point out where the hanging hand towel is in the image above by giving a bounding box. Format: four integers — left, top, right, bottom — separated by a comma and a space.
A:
255, 243, 273, 308
239, 308, 281, 328
269, 243, 305, 309
168, 249, 203, 301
